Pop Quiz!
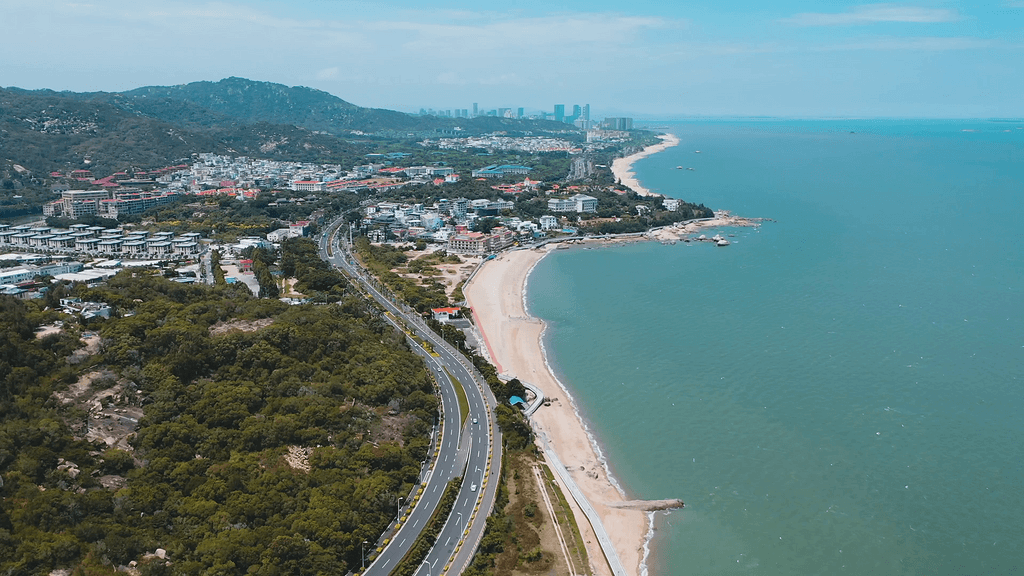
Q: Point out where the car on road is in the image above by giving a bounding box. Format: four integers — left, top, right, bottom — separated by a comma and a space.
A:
470, 483, 477, 492
472, 418, 478, 424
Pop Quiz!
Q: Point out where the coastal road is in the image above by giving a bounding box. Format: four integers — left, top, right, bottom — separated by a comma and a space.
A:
317, 220, 502, 575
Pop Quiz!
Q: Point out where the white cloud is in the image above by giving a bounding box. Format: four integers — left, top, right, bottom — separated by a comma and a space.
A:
818, 36, 998, 51
316, 67, 339, 80
782, 4, 959, 26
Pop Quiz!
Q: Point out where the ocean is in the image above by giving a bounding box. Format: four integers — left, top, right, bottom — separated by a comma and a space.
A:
526, 120, 1023, 575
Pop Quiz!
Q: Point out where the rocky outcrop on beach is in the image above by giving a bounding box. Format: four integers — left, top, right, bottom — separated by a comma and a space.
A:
606, 499, 685, 511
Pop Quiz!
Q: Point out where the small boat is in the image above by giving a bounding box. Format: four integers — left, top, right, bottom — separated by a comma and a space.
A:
717, 239, 730, 246
694, 150, 701, 153
676, 166, 684, 169
687, 167, 695, 171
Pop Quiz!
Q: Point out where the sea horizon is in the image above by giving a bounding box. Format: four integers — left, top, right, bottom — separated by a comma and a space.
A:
526, 118, 1023, 575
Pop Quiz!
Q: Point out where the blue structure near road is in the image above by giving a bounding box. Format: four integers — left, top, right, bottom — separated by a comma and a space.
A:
509, 395, 526, 407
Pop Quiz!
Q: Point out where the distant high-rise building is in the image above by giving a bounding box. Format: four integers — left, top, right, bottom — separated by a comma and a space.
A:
603, 117, 634, 130
554, 104, 565, 123
472, 103, 479, 117
583, 104, 590, 121
517, 107, 524, 118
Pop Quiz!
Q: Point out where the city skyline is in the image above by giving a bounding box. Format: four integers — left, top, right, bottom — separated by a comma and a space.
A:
418, 102, 594, 125
2, 0, 1022, 118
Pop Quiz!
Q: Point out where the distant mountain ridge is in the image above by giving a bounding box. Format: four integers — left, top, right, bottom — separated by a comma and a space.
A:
0, 77, 575, 180
19, 77, 569, 136
119, 77, 426, 134
0, 87, 368, 179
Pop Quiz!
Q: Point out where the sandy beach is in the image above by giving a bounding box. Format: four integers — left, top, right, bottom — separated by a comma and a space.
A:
465, 247, 649, 576
610, 133, 680, 196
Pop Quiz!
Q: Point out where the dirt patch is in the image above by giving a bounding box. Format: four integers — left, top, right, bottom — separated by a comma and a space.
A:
54, 370, 142, 451
98, 475, 128, 491
35, 323, 64, 339
369, 413, 413, 446
209, 318, 275, 336
280, 277, 305, 298
284, 446, 313, 473
385, 247, 483, 301
66, 333, 101, 364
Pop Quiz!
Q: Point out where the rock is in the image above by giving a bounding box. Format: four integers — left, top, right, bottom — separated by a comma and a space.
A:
605, 498, 686, 511
155, 549, 166, 559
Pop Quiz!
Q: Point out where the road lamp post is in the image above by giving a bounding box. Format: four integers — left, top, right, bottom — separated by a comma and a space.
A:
421, 559, 431, 576
457, 511, 463, 534
361, 540, 368, 571
397, 496, 404, 522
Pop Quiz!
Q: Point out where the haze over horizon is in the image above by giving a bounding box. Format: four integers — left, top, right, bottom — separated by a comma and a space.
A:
3, 0, 1022, 119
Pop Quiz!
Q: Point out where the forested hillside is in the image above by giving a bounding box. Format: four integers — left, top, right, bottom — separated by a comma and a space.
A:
0, 87, 371, 179
115, 77, 572, 136
0, 262, 436, 574
2, 77, 576, 183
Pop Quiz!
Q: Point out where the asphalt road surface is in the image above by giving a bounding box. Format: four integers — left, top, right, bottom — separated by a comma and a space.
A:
317, 222, 502, 576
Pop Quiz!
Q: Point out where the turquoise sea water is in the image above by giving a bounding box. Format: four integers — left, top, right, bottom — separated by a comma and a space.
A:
526, 120, 1023, 575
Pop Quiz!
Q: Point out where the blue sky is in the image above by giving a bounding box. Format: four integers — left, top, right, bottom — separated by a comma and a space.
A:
3, 0, 1022, 117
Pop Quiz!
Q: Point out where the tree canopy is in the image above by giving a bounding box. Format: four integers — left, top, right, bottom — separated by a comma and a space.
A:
0, 272, 438, 575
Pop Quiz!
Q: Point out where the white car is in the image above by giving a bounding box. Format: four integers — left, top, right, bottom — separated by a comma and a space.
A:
470, 483, 477, 492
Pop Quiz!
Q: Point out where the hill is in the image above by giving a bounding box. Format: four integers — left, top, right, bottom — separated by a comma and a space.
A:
1, 77, 577, 185
116, 77, 572, 136
0, 87, 369, 179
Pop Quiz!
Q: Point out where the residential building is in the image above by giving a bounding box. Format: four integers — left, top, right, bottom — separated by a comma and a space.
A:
291, 180, 324, 192
431, 307, 461, 322
603, 117, 634, 131
471, 165, 533, 178
548, 194, 598, 213
267, 228, 293, 243
446, 226, 515, 255
547, 197, 576, 212
539, 215, 559, 230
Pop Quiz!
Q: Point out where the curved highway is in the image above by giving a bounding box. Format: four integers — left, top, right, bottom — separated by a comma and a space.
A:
317, 220, 502, 576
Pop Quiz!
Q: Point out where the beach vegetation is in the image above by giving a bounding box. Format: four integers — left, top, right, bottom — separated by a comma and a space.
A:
352, 237, 453, 313
463, 450, 590, 576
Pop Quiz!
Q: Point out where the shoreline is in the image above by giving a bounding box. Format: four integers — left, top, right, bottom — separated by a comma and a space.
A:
610, 133, 681, 196
465, 246, 649, 576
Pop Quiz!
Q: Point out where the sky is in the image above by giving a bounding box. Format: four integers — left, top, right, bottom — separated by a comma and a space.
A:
2, 0, 1022, 118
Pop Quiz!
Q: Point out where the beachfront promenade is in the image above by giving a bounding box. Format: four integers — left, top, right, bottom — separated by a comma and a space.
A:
497, 373, 627, 575
539, 432, 628, 576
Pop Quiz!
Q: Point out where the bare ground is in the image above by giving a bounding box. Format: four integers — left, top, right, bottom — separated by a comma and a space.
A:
209, 317, 275, 336
54, 370, 142, 451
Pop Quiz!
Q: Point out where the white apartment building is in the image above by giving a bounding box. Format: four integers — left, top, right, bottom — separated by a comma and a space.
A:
547, 194, 598, 214
539, 215, 559, 230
